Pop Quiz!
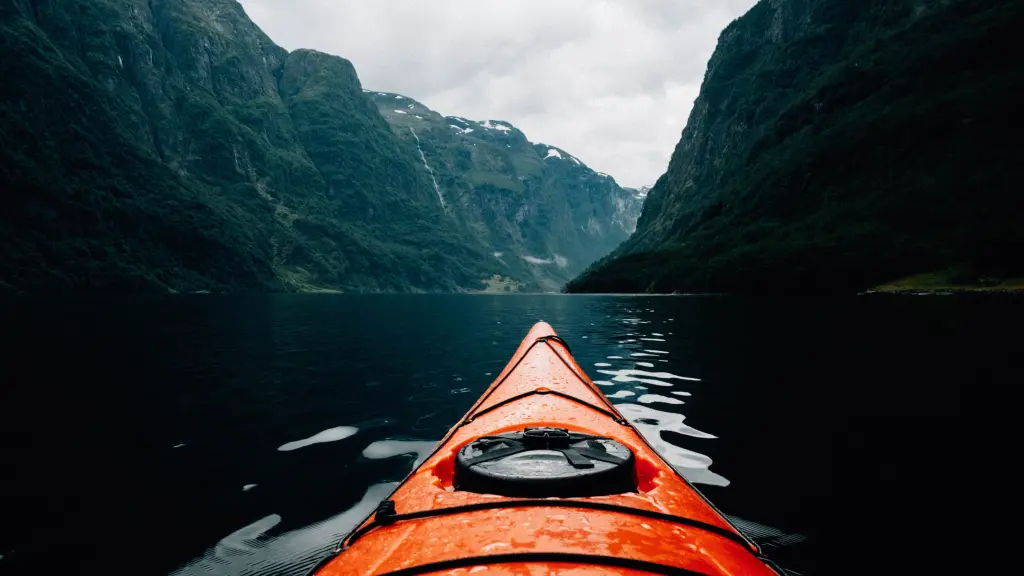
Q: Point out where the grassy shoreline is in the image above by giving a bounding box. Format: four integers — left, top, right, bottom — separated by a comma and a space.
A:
864, 271, 1024, 294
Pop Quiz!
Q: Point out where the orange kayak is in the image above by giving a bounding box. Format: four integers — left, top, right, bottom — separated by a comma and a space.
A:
311, 322, 781, 575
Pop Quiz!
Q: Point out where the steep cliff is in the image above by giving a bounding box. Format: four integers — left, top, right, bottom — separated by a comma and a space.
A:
0, 0, 492, 292
568, 0, 1023, 293
367, 92, 642, 291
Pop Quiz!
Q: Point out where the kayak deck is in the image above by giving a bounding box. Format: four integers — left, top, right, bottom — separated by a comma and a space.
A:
315, 323, 778, 575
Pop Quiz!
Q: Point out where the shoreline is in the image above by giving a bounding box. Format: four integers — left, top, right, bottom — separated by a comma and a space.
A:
861, 287, 1024, 296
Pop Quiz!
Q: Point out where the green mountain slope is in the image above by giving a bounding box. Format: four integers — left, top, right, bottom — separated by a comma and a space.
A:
367, 92, 643, 291
0, 0, 494, 292
567, 0, 1023, 294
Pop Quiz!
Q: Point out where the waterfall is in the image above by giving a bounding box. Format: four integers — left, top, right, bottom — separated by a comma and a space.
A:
409, 128, 445, 212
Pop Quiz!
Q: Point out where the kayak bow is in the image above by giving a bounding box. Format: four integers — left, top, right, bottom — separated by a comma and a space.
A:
314, 322, 780, 575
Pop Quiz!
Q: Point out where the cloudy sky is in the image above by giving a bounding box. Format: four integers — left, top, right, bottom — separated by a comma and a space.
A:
237, 0, 758, 188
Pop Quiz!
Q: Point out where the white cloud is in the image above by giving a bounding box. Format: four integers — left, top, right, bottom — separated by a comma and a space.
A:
237, 0, 758, 188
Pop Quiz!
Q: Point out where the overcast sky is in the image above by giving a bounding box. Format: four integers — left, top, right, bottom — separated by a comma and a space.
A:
237, 0, 758, 188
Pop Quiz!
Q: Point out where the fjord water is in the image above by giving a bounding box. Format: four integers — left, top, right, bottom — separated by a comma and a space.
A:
0, 295, 993, 575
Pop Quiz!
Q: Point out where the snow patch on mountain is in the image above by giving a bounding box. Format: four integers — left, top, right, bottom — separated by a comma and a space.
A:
481, 120, 512, 132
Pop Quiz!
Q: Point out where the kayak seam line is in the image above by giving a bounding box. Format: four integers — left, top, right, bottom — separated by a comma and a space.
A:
464, 336, 570, 419
462, 388, 629, 425
463, 336, 623, 425
367, 552, 710, 576
340, 499, 756, 552
540, 338, 626, 415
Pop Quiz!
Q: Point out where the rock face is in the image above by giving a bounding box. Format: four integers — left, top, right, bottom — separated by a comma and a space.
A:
568, 0, 1023, 294
0, 0, 638, 293
367, 92, 642, 291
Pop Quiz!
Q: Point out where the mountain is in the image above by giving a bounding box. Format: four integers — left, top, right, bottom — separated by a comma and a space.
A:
626, 185, 653, 202
366, 91, 642, 291
0, 0, 636, 293
567, 0, 1023, 294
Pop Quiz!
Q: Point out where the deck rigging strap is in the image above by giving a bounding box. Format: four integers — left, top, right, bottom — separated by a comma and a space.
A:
463, 335, 624, 424
370, 552, 711, 576
340, 498, 757, 551
462, 388, 629, 426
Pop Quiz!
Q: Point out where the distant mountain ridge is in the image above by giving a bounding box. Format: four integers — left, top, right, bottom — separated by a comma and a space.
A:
367, 91, 642, 291
0, 0, 638, 293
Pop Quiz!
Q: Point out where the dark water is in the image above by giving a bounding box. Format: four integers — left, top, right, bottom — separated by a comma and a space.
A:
0, 295, 1001, 575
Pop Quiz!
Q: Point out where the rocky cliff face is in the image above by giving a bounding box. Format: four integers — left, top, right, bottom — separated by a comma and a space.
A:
367, 91, 642, 291
569, 0, 1023, 293
1, 0, 636, 293
2, 0, 501, 292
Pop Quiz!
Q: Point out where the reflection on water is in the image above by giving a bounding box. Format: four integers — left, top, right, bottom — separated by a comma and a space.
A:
4, 295, 984, 576
607, 390, 636, 399
175, 437, 446, 576
172, 483, 398, 576
362, 440, 437, 468
277, 426, 359, 452
636, 394, 684, 405
596, 309, 729, 487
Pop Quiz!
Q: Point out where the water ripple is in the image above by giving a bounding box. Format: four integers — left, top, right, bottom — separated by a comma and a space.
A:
637, 394, 685, 405
172, 483, 398, 576
362, 439, 437, 468
616, 403, 728, 487
277, 426, 359, 452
